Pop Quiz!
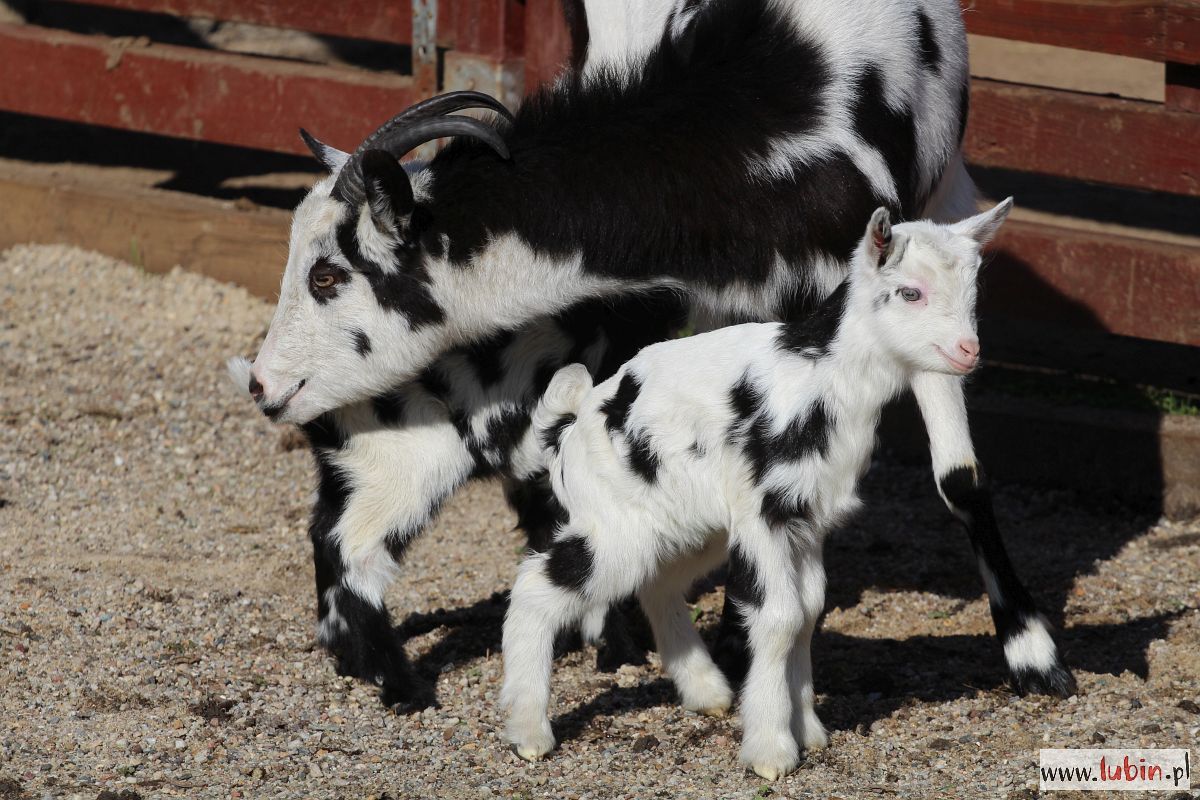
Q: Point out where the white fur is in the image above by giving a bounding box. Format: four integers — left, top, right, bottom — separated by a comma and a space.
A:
501, 202, 1012, 779
1003, 617, 1060, 673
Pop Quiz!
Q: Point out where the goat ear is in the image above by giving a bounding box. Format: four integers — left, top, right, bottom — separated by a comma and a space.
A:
953, 196, 1013, 247
360, 149, 415, 232
864, 207, 894, 269
299, 128, 350, 173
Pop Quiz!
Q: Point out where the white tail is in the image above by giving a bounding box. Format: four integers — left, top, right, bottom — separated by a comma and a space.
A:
531, 363, 593, 456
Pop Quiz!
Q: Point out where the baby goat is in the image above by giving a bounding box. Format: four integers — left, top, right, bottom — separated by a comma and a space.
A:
501, 199, 1013, 780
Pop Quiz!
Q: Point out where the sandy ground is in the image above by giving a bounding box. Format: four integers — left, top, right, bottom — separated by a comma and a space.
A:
0, 244, 1197, 800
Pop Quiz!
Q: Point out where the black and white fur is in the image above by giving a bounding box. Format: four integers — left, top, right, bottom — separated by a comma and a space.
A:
502, 202, 1012, 779
243, 0, 1073, 706
232, 292, 684, 707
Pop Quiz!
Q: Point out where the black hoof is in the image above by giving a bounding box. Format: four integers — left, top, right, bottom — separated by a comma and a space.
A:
381, 680, 437, 713
1011, 663, 1077, 698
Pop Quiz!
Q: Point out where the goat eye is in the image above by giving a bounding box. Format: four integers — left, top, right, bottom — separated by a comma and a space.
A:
899, 287, 922, 302
312, 273, 336, 289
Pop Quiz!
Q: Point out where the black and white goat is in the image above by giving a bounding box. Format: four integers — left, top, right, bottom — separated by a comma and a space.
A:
502, 201, 1013, 780
242, 0, 1073, 708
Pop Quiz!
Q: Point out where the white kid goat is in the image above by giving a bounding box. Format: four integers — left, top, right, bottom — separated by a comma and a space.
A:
501, 199, 1013, 781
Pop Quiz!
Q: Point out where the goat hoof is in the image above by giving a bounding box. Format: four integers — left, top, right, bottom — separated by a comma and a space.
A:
1011, 664, 1077, 698
697, 705, 729, 718
752, 764, 785, 782
514, 744, 547, 762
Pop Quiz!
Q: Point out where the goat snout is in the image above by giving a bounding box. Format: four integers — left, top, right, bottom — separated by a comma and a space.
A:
956, 337, 980, 367
248, 372, 265, 402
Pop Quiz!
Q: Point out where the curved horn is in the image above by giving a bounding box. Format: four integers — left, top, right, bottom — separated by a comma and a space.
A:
334, 115, 511, 205
333, 91, 513, 205
393, 90, 514, 125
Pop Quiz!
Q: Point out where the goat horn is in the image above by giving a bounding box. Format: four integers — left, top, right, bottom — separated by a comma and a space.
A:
334, 114, 511, 206
333, 92, 513, 205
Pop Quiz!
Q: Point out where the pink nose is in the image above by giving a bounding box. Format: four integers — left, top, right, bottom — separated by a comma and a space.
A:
956, 337, 980, 364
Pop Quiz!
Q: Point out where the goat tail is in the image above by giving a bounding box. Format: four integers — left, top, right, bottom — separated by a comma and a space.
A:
225, 356, 253, 398
532, 363, 593, 455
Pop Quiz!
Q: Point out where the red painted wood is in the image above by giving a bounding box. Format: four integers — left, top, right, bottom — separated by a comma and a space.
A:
984, 219, 1200, 347
962, 0, 1162, 60
441, 0, 524, 58
524, 0, 572, 89
1166, 62, 1200, 111
0, 23, 416, 155
966, 78, 1200, 196
64, 0, 413, 45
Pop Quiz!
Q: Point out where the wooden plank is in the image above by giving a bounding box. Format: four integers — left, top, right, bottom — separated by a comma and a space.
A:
966, 78, 1200, 196
524, 0, 573, 89
0, 157, 289, 298
982, 218, 1200, 347
1166, 61, 1200, 111
441, 0, 524, 59
62, 0, 413, 45
0, 23, 416, 156
960, 0, 1200, 65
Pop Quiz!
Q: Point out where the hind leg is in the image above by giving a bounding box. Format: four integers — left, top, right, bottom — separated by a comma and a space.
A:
502, 525, 648, 760
638, 538, 732, 715
504, 471, 649, 670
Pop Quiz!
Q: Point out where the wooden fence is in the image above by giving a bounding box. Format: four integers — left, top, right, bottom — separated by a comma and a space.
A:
0, 0, 1196, 347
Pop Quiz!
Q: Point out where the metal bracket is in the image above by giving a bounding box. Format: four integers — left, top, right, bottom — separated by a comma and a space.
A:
412, 0, 437, 95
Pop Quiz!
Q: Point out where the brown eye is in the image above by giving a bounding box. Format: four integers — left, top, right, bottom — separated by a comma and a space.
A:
899, 287, 922, 302
308, 259, 347, 302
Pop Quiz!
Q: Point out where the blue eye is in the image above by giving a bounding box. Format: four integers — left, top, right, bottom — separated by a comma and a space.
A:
899, 287, 922, 302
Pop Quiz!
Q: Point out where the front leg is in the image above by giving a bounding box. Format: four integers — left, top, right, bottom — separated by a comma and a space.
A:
307, 396, 476, 710
910, 372, 1075, 697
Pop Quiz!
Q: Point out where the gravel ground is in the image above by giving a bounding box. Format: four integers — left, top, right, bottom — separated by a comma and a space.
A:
1, 243, 1197, 800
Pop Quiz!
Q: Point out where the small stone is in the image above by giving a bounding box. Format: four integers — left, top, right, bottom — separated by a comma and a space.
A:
1177, 699, 1200, 714
631, 734, 658, 753
1129, 698, 1143, 710
1090, 731, 1106, 744
928, 738, 954, 750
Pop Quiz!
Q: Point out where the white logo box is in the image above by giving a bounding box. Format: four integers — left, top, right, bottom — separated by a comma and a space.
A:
1040, 749, 1191, 791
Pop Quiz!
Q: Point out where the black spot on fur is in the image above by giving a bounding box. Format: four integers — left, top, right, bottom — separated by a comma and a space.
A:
302, 413, 346, 451
504, 473, 567, 554
850, 65, 919, 218
372, 387, 407, 427
776, 281, 848, 357
463, 329, 515, 387
760, 488, 811, 527
726, 544, 764, 608
874, 291, 890, 309
334, 217, 445, 330
546, 536, 594, 592
774, 402, 832, 463
467, 407, 533, 477
626, 432, 660, 483
915, 10, 941, 74
424, 0, 895, 284
601, 372, 641, 433
541, 413, 577, 454
729, 375, 764, 421
351, 328, 372, 356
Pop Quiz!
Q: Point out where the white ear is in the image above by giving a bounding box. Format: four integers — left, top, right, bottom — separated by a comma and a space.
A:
864, 206, 894, 269
953, 197, 1013, 247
